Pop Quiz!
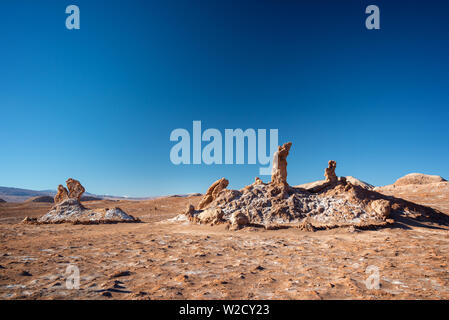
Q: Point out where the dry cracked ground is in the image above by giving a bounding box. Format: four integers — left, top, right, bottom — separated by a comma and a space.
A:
1, 194, 449, 300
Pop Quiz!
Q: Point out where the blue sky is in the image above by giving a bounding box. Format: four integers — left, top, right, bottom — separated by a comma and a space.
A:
1, 0, 449, 197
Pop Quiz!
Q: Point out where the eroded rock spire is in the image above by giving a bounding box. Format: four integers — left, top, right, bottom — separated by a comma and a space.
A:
271, 142, 292, 186
54, 184, 69, 204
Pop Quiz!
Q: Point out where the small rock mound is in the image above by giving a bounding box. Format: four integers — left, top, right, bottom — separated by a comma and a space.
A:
33, 198, 139, 224
0, 198, 6, 203
393, 173, 446, 186
297, 176, 374, 191
344, 176, 374, 190
26, 196, 54, 203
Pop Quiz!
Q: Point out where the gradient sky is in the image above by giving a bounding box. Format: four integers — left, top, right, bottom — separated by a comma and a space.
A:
1, 0, 449, 197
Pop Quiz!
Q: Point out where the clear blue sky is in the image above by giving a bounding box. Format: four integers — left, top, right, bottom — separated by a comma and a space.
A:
1, 0, 448, 197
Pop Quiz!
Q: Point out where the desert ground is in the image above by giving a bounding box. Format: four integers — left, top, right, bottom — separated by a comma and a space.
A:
1, 183, 449, 300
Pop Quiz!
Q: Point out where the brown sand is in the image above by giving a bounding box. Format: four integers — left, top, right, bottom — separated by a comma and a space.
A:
1, 194, 448, 300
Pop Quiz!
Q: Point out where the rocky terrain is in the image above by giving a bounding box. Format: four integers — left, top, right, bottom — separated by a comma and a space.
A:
0, 192, 448, 300
183, 143, 447, 231
375, 173, 449, 214
1, 150, 449, 299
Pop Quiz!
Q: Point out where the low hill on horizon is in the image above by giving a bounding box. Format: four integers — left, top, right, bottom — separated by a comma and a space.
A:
0, 186, 159, 203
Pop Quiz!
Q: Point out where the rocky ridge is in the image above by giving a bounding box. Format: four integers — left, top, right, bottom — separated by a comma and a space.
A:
182, 143, 449, 231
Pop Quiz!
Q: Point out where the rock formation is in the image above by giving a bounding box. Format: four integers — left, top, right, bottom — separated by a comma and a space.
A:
25, 178, 139, 225
54, 184, 69, 204
294, 160, 341, 193
271, 142, 292, 186
325, 160, 338, 183
0, 198, 5, 203
296, 176, 373, 191
31, 198, 139, 224
66, 178, 85, 201
197, 178, 229, 210
181, 143, 420, 230
179, 142, 449, 231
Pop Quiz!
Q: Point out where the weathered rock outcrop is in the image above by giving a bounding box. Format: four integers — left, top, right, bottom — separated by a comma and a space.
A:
296, 160, 342, 193
184, 205, 224, 225
324, 160, 338, 183
54, 184, 69, 204
180, 143, 424, 230
179, 143, 449, 230
271, 142, 292, 186
66, 178, 85, 201
25, 179, 138, 224
197, 178, 229, 210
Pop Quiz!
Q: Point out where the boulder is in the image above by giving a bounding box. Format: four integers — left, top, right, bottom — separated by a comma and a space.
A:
230, 211, 250, 229
196, 208, 225, 225
370, 199, 391, 218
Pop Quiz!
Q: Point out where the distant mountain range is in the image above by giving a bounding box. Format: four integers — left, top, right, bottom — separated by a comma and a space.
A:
0, 186, 152, 203
0, 186, 56, 202
0, 186, 197, 203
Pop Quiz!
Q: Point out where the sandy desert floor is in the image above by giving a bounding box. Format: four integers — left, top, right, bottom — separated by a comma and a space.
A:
1, 194, 449, 300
